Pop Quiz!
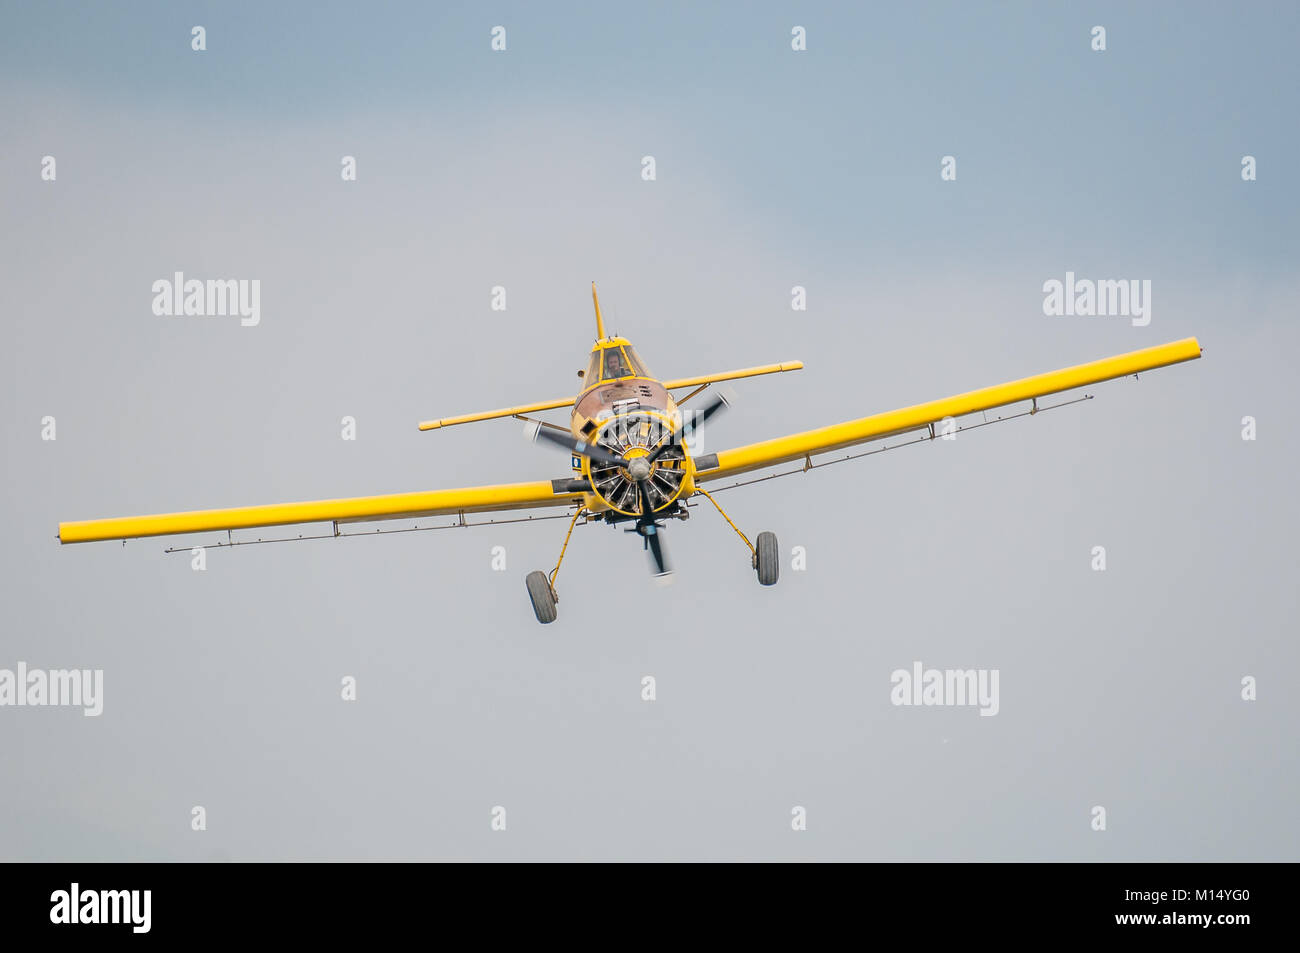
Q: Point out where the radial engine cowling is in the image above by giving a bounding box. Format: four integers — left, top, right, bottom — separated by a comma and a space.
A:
582, 411, 688, 516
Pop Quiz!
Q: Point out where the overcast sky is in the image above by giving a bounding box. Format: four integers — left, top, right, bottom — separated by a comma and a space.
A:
1, 1, 1296, 860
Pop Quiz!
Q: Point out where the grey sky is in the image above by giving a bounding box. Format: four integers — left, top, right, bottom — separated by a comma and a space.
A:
1, 2, 1296, 860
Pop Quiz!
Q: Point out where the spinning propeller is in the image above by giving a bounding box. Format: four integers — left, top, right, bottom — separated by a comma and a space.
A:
525, 424, 627, 469
644, 389, 731, 465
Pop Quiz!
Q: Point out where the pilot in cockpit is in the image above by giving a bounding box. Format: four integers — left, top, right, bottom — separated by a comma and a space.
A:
603, 351, 629, 380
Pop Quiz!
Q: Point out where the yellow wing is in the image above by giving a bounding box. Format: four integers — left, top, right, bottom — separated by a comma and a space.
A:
418, 397, 576, 431
416, 361, 804, 431
662, 361, 804, 390
693, 338, 1202, 482
58, 479, 585, 544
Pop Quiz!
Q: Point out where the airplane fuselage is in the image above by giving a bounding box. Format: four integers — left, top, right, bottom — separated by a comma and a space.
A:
568, 337, 692, 518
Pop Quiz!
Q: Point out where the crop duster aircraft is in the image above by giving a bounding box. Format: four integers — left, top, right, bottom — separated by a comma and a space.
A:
59, 285, 1202, 623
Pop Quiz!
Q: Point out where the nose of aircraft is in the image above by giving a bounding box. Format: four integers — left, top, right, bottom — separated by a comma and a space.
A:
626, 456, 652, 482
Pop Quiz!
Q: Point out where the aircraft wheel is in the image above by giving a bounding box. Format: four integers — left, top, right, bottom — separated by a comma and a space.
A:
526, 570, 558, 624
754, 531, 779, 586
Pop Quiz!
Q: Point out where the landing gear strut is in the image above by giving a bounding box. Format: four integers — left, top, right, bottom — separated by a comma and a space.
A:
525, 507, 584, 625
695, 486, 779, 587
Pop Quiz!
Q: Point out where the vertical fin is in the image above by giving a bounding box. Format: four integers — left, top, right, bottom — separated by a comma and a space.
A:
591, 282, 606, 341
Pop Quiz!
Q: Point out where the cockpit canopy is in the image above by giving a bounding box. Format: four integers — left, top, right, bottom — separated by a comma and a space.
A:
585, 343, 650, 383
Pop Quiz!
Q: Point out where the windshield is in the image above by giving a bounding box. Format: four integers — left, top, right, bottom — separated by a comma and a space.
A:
625, 347, 651, 378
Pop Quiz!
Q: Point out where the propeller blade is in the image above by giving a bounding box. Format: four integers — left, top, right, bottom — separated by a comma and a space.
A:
689, 388, 732, 428
643, 523, 672, 577
525, 421, 626, 469
646, 388, 732, 464
636, 484, 672, 578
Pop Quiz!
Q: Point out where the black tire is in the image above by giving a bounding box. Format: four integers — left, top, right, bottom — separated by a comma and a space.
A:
755, 531, 779, 586
526, 570, 557, 624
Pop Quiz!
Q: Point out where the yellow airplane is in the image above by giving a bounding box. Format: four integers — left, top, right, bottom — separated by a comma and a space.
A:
59, 284, 1203, 624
